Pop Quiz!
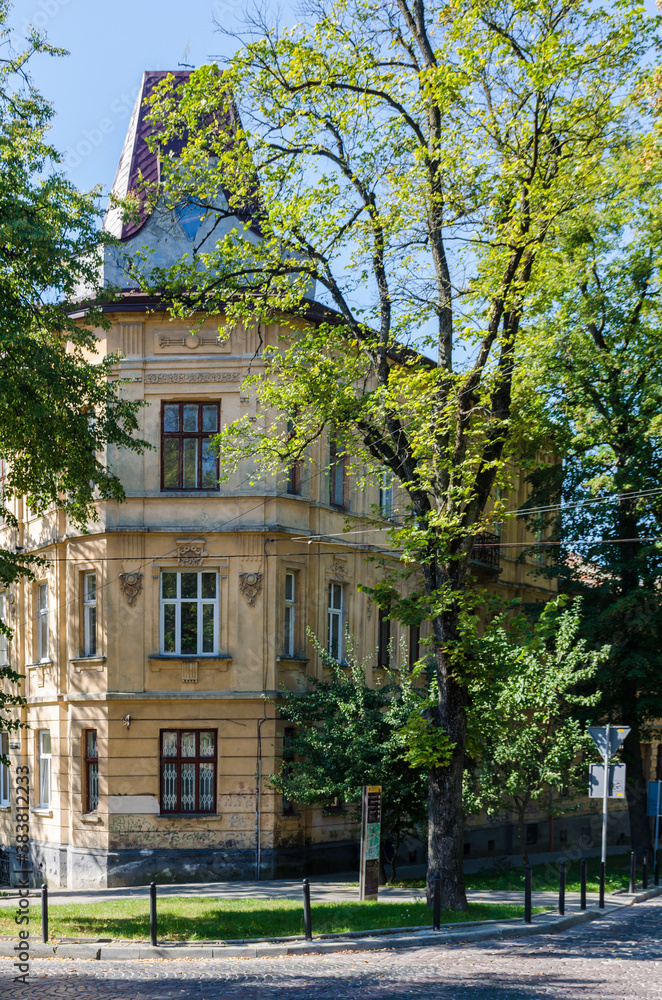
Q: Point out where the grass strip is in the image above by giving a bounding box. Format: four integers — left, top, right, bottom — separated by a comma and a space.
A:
0, 898, 533, 942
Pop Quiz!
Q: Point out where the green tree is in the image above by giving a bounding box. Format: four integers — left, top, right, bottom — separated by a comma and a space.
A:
139, 1, 651, 907
270, 633, 450, 882
521, 144, 662, 859
0, 16, 146, 738
464, 598, 607, 864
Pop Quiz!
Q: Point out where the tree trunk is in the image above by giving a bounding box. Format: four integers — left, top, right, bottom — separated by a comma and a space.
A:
623, 727, 653, 861
427, 670, 468, 910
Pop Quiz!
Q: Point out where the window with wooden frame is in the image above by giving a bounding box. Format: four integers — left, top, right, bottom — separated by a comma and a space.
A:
286, 420, 302, 495
379, 471, 394, 518
328, 582, 344, 662
161, 402, 220, 491
329, 438, 346, 508
160, 571, 219, 656
378, 610, 391, 668
160, 729, 217, 814
284, 572, 296, 657
82, 572, 97, 657
409, 624, 420, 670
37, 583, 48, 662
84, 729, 98, 813
38, 730, 51, 807
0, 594, 7, 667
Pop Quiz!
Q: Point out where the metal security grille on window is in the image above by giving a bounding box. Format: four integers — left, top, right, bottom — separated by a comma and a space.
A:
38, 583, 48, 662
160, 571, 218, 656
85, 730, 98, 812
161, 729, 216, 813
284, 573, 295, 657
162, 402, 220, 490
39, 730, 51, 807
83, 573, 97, 657
0, 733, 9, 807
328, 583, 344, 661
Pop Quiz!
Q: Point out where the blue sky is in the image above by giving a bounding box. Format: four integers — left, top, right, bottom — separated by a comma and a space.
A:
9, 0, 661, 202
8, 0, 269, 195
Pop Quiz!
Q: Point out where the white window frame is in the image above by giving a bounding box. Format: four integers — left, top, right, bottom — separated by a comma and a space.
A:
379, 471, 394, 519
83, 572, 97, 657
284, 572, 296, 657
160, 571, 219, 656
0, 732, 9, 807
38, 730, 51, 808
328, 582, 344, 662
0, 593, 7, 667
37, 583, 48, 662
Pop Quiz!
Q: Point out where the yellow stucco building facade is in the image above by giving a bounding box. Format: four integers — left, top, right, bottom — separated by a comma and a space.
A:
0, 71, 568, 889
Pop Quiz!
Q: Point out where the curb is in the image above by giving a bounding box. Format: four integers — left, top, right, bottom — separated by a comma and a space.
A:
1, 885, 660, 961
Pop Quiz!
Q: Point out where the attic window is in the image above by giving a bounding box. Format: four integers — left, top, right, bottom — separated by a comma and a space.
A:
176, 203, 203, 240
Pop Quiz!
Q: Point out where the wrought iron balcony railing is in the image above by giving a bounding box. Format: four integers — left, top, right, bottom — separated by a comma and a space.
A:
470, 531, 501, 570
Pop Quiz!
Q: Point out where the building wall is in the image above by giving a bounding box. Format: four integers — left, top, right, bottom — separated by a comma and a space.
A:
0, 307, 564, 888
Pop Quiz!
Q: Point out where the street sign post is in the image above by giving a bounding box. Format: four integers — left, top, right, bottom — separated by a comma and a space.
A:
588, 725, 630, 865
589, 763, 626, 798
648, 780, 662, 857
359, 785, 381, 901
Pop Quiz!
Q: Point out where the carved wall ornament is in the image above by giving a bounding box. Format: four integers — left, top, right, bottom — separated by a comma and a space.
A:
144, 371, 241, 384
330, 561, 348, 581
176, 539, 207, 566
239, 572, 263, 606
119, 572, 143, 606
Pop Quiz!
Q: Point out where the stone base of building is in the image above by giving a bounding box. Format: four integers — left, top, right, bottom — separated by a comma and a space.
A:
3, 809, 633, 889
17, 839, 361, 889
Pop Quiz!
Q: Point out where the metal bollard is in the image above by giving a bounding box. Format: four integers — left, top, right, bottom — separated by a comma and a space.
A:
41, 883, 48, 944
580, 858, 587, 911
629, 851, 636, 894
643, 855, 649, 891
302, 878, 312, 941
558, 860, 566, 916
524, 865, 532, 924
432, 872, 441, 931
655, 851, 660, 887
149, 882, 157, 947
599, 861, 605, 908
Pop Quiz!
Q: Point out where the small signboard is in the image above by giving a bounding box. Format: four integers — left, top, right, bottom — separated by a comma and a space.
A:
647, 780, 662, 817
588, 726, 630, 759
359, 785, 382, 901
589, 762, 626, 799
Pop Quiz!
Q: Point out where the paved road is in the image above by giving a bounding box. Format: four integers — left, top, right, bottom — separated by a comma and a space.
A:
1, 896, 661, 998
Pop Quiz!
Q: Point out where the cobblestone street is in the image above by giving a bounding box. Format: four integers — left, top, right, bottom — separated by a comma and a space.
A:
1, 897, 662, 999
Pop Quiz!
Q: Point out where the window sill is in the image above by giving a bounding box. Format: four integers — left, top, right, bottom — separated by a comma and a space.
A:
156, 813, 220, 821
276, 656, 310, 664
25, 661, 53, 669
149, 654, 232, 662
71, 656, 106, 673
30, 808, 53, 817
81, 812, 102, 824
71, 656, 106, 664
0, 804, 11, 812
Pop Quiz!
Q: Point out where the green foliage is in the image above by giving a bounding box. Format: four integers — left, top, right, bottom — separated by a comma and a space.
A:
464, 598, 608, 861
135, 0, 654, 901
0, 13, 147, 738
270, 632, 433, 872
519, 135, 662, 851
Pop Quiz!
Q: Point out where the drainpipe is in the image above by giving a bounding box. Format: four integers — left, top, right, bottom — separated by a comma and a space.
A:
255, 718, 267, 881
